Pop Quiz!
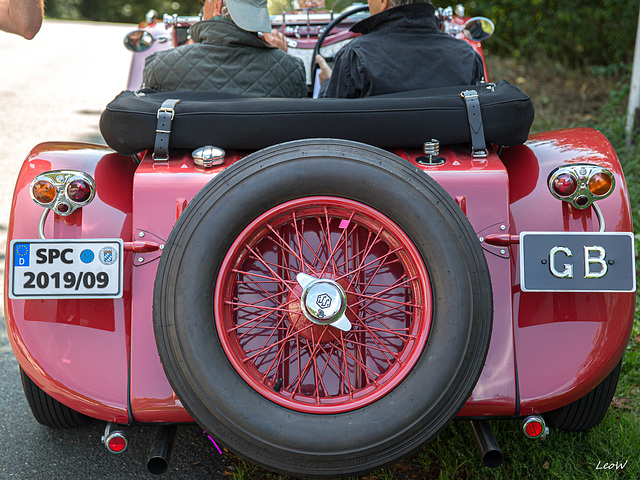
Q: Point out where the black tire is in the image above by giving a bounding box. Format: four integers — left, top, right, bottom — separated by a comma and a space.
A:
20, 368, 91, 428
546, 360, 622, 432
153, 139, 493, 478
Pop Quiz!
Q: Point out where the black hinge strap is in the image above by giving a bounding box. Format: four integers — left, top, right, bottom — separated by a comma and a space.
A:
460, 90, 488, 158
153, 99, 181, 161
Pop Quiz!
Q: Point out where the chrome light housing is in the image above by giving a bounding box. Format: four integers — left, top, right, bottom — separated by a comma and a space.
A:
30, 170, 96, 216
548, 164, 615, 209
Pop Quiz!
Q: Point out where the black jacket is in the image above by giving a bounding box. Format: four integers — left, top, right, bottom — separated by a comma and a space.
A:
321, 3, 485, 98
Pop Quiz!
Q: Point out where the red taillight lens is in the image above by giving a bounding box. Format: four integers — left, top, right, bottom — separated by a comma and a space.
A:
522, 415, 548, 440
548, 165, 615, 210
589, 172, 613, 197
525, 420, 543, 437
32, 180, 56, 204
67, 179, 92, 203
551, 173, 577, 197
106, 434, 127, 453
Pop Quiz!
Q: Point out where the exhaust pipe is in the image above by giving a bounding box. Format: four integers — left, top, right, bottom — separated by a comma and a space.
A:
469, 420, 503, 468
147, 425, 178, 475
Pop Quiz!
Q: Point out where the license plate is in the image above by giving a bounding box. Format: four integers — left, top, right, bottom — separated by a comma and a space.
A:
520, 232, 635, 292
9, 239, 123, 299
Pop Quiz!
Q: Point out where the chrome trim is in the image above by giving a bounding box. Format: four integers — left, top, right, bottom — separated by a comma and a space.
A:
30, 170, 96, 217
547, 164, 615, 210
38, 209, 50, 240
593, 202, 606, 232
192, 145, 225, 168
163, 13, 201, 26
296, 273, 351, 331
417, 139, 445, 165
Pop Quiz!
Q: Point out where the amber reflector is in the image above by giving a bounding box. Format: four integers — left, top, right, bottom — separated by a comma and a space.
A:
589, 172, 613, 196
552, 173, 577, 197
32, 180, 56, 204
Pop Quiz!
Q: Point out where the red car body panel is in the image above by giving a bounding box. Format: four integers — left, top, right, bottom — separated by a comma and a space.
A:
4, 127, 634, 424
4, 143, 137, 423
503, 128, 634, 415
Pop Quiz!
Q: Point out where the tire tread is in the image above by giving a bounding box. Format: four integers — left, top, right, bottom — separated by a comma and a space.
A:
546, 360, 621, 432
20, 368, 91, 429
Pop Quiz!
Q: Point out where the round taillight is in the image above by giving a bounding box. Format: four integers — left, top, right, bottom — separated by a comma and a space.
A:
575, 195, 589, 207
67, 179, 92, 203
551, 173, 577, 197
525, 420, 543, 437
522, 416, 548, 440
32, 180, 56, 204
589, 172, 613, 197
57, 203, 70, 214
106, 433, 127, 453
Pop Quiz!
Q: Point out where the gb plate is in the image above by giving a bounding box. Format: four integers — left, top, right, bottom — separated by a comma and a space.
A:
520, 232, 635, 292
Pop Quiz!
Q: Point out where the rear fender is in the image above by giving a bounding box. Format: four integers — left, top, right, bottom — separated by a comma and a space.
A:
502, 128, 635, 415
4, 142, 137, 423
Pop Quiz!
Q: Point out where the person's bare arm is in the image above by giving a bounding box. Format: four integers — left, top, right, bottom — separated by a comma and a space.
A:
0, 0, 44, 39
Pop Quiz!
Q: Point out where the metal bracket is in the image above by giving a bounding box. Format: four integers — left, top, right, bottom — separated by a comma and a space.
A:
133, 230, 166, 266
477, 222, 513, 259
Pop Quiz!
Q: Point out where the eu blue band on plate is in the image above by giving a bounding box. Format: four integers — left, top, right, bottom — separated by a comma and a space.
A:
14, 243, 29, 267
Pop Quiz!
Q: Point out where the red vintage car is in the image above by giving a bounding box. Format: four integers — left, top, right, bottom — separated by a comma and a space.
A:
4, 4, 635, 479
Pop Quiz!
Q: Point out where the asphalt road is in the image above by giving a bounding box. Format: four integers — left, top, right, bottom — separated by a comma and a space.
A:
0, 20, 230, 480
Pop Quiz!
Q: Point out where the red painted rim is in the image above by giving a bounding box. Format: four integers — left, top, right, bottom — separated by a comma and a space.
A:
215, 197, 432, 413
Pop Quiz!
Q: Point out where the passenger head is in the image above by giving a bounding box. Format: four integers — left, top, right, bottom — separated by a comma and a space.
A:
368, 0, 430, 15
203, 0, 272, 32
388, 0, 431, 6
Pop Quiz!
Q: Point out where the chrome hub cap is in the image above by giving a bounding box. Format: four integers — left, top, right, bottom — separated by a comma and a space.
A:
296, 273, 352, 331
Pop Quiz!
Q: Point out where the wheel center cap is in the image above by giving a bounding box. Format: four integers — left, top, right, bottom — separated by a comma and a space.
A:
296, 273, 351, 331
301, 279, 346, 324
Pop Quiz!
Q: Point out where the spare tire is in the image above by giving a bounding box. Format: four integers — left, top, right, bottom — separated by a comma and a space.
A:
153, 139, 492, 477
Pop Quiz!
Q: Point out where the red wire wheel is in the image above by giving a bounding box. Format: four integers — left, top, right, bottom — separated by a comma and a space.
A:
215, 197, 432, 413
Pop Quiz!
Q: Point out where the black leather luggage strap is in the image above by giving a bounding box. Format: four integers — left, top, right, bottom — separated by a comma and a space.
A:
460, 90, 488, 158
153, 99, 181, 161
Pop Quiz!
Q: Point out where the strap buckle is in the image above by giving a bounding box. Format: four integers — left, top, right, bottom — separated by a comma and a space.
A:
157, 106, 177, 120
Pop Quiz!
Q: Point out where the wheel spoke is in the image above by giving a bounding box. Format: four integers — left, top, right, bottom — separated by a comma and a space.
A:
216, 197, 431, 413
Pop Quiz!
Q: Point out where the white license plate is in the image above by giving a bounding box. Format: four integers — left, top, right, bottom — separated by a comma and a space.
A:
9, 239, 123, 299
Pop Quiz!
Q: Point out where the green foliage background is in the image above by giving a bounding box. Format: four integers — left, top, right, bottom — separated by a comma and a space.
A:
45, 0, 640, 67
43, 0, 201, 24
465, 0, 640, 66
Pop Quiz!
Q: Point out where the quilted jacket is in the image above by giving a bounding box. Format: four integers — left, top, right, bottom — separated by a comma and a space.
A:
142, 18, 307, 97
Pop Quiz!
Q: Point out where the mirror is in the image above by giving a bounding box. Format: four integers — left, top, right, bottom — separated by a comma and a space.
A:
124, 30, 154, 52
462, 17, 495, 42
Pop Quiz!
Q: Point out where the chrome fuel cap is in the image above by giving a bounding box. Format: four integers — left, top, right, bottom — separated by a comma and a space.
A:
192, 145, 225, 168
